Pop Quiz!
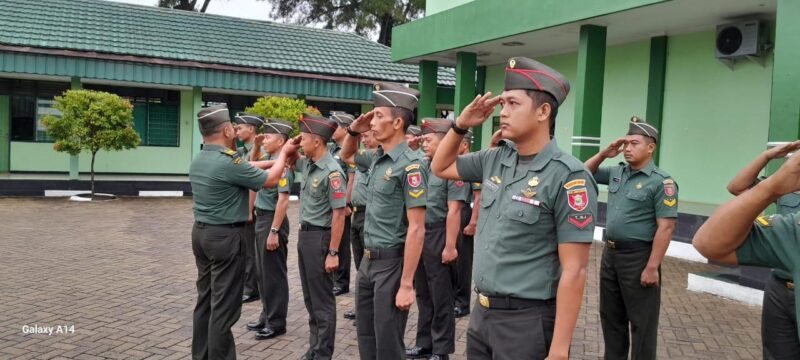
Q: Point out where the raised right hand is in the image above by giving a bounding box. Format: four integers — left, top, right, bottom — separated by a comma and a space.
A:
349, 110, 375, 133
763, 140, 800, 160
600, 138, 627, 158
455, 92, 502, 129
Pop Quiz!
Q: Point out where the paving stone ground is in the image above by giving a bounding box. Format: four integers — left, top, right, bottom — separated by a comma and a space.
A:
0, 198, 762, 359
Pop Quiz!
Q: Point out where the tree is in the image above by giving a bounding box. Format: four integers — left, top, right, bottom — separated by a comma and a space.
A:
157, 0, 211, 12
43, 90, 141, 198
244, 96, 321, 138
262, 0, 426, 46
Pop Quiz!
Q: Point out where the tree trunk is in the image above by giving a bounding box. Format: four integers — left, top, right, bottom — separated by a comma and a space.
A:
377, 15, 395, 46
199, 0, 211, 12
91, 151, 97, 198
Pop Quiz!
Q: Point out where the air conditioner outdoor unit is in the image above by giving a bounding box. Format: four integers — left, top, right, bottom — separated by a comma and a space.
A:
714, 20, 769, 69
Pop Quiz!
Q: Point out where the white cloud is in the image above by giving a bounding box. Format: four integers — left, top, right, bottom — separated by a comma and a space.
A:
104, 0, 273, 21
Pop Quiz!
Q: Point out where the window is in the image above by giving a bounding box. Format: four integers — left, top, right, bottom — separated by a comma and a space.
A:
87, 85, 180, 147
2, 78, 70, 142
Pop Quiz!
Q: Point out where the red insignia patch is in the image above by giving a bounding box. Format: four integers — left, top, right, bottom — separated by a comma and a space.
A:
331, 177, 342, 190
407, 172, 421, 188
567, 188, 589, 212
333, 191, 345, 199
568, 214, 593, 229
664, 183, 676, 197
455, 180, 465, 187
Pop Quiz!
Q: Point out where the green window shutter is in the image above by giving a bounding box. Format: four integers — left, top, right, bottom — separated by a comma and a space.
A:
132, 102, 148, 142
146, 103, 179, 146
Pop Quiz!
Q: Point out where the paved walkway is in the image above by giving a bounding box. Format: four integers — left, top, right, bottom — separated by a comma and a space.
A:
0, 198, 762, 359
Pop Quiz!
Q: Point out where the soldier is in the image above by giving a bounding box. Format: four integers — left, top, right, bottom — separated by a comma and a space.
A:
244, 118, 295, 340
234, 112, 265, 304
343, 129, 379, 322
584, 117, 678, 360
454, 130, 481, 319
406, 119, 469, 360
283, 113, 348, 360
693, 143, 800, 353
328, 112, 356, 296
339, 82, 427, 360
407, 125, 423, 153
726, 141, 800, 360
190, 105, 293, 360
430, 57, 598, 360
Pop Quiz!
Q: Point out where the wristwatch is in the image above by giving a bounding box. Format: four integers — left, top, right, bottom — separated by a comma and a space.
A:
327, 249, 339, 256
269, 228, 279, 234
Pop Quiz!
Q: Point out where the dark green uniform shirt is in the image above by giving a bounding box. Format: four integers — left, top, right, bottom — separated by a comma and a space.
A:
254, 152, 294, 211
594, 161, 679, 242
354, 141, 428, 249
190, 144, 269, 224
328, 142, 356, 175
455, 140, 598, 300
350, 163, 370, 208
237, 143, 254, 159
296, 153, 347, 227
424, 160, 470, 224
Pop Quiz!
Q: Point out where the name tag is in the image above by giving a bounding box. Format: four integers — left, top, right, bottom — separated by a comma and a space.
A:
512, 195, 540, 206
483, 180, 499, 191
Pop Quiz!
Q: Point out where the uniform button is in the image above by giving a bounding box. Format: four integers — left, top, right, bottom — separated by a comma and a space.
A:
518, 211, 523, 217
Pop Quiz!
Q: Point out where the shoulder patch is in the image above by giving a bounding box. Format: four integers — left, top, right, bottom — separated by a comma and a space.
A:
328, 172, 341, 179
407, 171, 422, 188
233, 157, 243, 165
663, 179, 675, 185
564, 179, 586, 190
756, 215, 772, 227
663, 198, 677, 207
222, 149, 237, 157
405, 164, 421, 171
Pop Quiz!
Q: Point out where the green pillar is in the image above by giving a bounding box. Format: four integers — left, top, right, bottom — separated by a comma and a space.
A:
417, 60, 439, 120
0, 95, 9, 173
572, 25, 607, 161
190, 87, 203, 159
472, 66, 487, 151
767, 0, 800, 175
69, 77, 81, 179
646, 36, 668, 165
454, 52, 477, 117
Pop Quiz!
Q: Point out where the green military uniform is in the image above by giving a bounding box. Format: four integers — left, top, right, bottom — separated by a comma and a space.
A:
353, 82, 427, 360
454, 131, 480, 316
296, 114, 347, 360
455, 57, 598, 359
190, 105, 271, 360
593, 117, 678, 360
328, 112, 356, 295
756, 175, 800, 359
409, 119, 470, 359
735, 210, 800, 351
249, 118, 295, 340
350, 152, 370, 274
234, 112, 264, 302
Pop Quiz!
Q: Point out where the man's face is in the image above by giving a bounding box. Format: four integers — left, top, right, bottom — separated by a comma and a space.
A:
235, 123, 256, 142
406, 134, 420, 150
623, 134, 655, 165
221, 123, 237, 148
263, 133, 284, 154
422, 133, 444, 158
300, 133, 322, 155
371, 107, 401, 143
498, 89, 544, 141
361, 130, 377, 149
332, 125, 346, 142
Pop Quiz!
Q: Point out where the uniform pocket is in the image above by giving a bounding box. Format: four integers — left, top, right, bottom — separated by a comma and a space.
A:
608, 180, 621, 193
777, 194, 800, 209
625, 190, 648, 202
505, 201, 541, 225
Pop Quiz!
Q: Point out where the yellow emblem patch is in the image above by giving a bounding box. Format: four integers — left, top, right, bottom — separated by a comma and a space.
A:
491, 176, 502, 184
663, 198, 677, 207
408, 189, 425, 198
405, 164, 421, 171
224, 149, 237, 156
233, 157, 243, 165
528, 177, 539, 187
663, 179, 674, 185
564, 179, 586, 190
329, 172, 341, 179
756, 215, 771, 227
279, 177, 288, 187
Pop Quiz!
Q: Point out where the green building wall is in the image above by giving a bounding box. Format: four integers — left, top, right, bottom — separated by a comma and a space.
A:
478, 30, 773, 214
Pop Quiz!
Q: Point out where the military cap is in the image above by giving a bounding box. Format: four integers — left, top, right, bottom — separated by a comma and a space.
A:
262, 118, 294, 137
627, 116, 659, 143
406, 125, 422, 136
505, 56, 570, 106
299, 113, 338, 142
373, 82, 420, 111
197, 105, 230, 133
420, 118, 453, 135
330, 112, 355, 127
234, 112, 265, 127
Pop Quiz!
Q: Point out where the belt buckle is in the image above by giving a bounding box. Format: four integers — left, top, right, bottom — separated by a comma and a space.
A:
607, 240, 616, 249
364, 249, 372, 260
788, 281, 795, 290
478, 293, 490, 308
352, 206, 357, 214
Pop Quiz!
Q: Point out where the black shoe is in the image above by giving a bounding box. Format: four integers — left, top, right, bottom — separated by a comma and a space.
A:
301, 351, 315, 360
332, 286, 349, 296
428, 355, 448, 360
405, 346, 431, 359
343, 310, 356, 320
246, 320, 265, 331
242, 294, 260, 303
453, 306, 470, 318
254, 327, 286, 340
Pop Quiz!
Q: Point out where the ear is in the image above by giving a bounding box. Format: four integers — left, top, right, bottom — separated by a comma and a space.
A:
537, 102, 551, 124
647, 141, 656, 154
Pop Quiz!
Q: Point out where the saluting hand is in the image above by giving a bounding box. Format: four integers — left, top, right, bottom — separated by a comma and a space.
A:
408, 135, 423, 149
350, 110, 375, 134
455, 92, 502, 129
282, 135, 301, 155
763, 140, 800, 160
761, 149, 800, 197
324, 255, 339, 273
395, 284, 415, 311
600, 138, 627, 158
254, 134, 266, 146
640, 266, 659, 287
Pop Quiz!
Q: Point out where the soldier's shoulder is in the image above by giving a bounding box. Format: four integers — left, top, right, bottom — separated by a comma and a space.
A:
653, 167, 673, 181
220, 148, 246, 165
551, 151, 588, 173
403, 147, 424, 162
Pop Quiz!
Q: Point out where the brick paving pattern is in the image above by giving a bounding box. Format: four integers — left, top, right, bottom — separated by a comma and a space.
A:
0, 198, 762, 359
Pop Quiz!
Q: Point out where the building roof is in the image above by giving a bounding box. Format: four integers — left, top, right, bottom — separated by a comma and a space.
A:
1, 0, 455, 86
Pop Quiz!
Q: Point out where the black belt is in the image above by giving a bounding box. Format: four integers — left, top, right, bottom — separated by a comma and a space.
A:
254, 208, 274, 216
363, 246, 404, 260
195, 221, 246, 228
351, 205, 365, 213
475, 291, 554, 310
424, 220, 446, 228
605, 239, 652, 250
300, 223, 330, 231
773, 273, 795, 290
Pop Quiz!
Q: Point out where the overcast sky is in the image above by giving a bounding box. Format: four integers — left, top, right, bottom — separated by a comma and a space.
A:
105, 0, 274, 21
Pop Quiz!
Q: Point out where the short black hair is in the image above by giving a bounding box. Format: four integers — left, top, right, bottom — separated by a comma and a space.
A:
526, 90, 558, 136
390, 107, 415, 131
200, 121, 228, 137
